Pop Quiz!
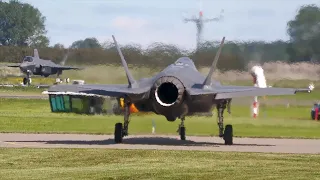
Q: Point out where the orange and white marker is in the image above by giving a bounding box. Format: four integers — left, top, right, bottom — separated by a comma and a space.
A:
250, 66, 267, 118
252, 96, 259, 118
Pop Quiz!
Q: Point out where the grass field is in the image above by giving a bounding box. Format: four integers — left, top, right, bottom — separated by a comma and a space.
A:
1, 61, 319, 86
0, 98, 319, 138
0, 148, 319, 180
0, 79, 320, 107
1, 61, 320, 106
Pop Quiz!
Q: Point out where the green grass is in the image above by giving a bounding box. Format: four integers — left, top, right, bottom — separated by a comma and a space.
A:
1, 64, 320, 102
0, 148, 319, 180
0, 76, 57, 85
0, 86, 46, 95
0, 83, 320, 106
0, 98, 320, 138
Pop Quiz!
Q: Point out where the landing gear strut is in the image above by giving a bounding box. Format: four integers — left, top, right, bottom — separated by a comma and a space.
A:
55, 74, 62, 84
56, 72, 70, 84
177, 117, 186, 140
22, 72, 32, 86
217, 100, 233, 145
114, 98, 131, 143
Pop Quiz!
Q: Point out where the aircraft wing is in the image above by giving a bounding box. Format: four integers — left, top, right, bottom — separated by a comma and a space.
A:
2, 63, 20, 67
187, 85, 312, 99
47, 84, 151, 99
45, 64, 83, 70
47, 35, 153, 100
187, 36, 313, 100
56, 66, 83, 70
6, 64, 20, 67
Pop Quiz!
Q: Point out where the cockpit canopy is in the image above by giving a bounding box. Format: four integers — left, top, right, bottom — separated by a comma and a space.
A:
173, 57, 196, 69
23, 56, 33, 62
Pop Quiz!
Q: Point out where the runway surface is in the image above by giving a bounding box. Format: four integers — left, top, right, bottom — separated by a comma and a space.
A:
0, 133, 319, 154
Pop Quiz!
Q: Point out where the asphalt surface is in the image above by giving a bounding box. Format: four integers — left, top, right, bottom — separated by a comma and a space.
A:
0, 133, 320, 154
0, 92, 318, 154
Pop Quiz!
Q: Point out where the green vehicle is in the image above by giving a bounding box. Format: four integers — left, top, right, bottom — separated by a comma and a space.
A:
48, 93, 106, 114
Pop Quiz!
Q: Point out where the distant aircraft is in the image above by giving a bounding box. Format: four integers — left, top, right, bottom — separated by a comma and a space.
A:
47, 35, 314, 145
7, 49, 82, 85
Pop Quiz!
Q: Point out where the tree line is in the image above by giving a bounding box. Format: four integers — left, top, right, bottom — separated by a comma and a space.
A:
1, 0, 320, 71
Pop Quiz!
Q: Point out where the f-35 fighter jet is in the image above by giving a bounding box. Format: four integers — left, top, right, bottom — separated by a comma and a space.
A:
7, 49, 82, 85
47, 35, 314, 145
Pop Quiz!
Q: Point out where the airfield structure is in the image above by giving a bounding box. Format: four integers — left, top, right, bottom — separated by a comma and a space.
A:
183, 7, 223, 50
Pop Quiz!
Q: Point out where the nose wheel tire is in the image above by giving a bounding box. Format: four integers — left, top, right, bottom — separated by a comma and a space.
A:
22, 77, 31, 85
223, 124, 233, 145
23, 78, 28, 85
114, 123, 123, 143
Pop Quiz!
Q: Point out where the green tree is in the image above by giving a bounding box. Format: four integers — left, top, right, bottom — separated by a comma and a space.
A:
53, 43, 65, 49
70, 37, 102, 49
287, 4, 320, 62
0, 0, 49, 46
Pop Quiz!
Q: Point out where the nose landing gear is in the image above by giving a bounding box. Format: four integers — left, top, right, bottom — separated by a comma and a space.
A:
22, 72, 32, 86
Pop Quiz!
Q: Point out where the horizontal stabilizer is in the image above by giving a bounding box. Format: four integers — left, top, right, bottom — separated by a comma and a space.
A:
47, 84, 151, 100
34, 49, 39, 59
60, 49, 70, 66
187, 86, 312, 99
52, 65, 84, 70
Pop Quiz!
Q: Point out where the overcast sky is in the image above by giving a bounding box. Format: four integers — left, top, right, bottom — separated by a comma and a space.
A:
15, 0, 320, 50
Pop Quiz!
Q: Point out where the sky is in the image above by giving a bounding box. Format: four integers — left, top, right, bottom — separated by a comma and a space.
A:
14, 0, 320, 50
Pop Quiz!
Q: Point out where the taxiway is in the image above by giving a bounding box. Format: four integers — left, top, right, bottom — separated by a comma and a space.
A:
0, 133, 319, 154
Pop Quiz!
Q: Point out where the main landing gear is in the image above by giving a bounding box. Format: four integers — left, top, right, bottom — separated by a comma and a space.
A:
114, 98, 131, 143
113, 99, 233, 145
175, 100, 233, 145
22, 72, 32, 86
217, 100, 233, 145
56, 73, 70, 84
177, 117, 186, 140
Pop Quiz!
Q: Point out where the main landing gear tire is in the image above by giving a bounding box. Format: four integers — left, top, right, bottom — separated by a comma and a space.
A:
23, 77, 28, 85
22, 77, 31, 85
223, 124, 233, 145
114, 123, 123, 143
179, 126, 186, 140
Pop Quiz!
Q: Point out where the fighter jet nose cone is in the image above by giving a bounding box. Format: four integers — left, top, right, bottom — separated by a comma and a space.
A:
20, 64, 27, 68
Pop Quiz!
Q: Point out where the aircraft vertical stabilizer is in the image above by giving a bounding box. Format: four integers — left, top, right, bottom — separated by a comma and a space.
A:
60, 49, 70, 66
202, 36, 225, 89
112, 35, 138, 88
34, 49, 40, 59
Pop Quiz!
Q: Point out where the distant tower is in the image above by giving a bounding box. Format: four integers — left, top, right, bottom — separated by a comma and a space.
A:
183, 2, 223, 50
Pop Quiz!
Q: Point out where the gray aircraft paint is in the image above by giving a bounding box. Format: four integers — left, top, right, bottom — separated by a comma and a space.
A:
48, 35, 313, 122
7, 49, 82, 84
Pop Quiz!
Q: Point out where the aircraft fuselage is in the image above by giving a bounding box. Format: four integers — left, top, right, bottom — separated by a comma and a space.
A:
123, 57, 220, 121
20, 58, 63, 77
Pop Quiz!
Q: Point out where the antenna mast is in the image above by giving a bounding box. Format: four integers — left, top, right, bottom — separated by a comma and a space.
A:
183, 0, 223, 50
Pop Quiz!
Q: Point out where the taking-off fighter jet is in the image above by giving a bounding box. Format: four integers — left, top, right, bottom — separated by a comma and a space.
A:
47, 35, 314, 145
7, 49, 82, 85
